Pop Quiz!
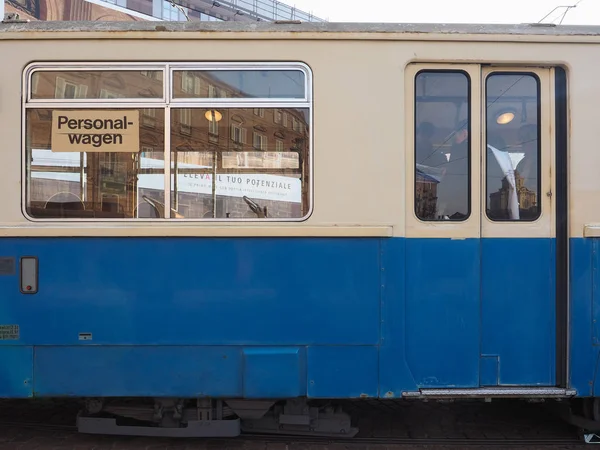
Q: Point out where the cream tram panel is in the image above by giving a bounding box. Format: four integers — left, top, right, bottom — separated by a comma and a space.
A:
2, 39, 408, 236
0, 34, 596, 237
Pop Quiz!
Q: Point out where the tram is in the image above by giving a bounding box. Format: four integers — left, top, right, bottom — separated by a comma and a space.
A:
0, 19, 599, 436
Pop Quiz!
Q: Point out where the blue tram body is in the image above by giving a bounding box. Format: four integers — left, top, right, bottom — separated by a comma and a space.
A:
0, 236, 561, 395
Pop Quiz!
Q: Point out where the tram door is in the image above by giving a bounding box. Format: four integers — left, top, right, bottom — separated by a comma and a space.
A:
479, 67, 556, 386
407, 64, 557, 388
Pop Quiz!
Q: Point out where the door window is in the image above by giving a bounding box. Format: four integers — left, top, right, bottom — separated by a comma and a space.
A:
485, 73, 541, 221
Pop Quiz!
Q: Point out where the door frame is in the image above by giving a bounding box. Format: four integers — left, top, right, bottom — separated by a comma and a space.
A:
404, 62, 569, 388
480, 66, 555, 239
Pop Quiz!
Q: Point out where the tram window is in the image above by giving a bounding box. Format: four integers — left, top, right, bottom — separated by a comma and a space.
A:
172, 70, 306, 100
30, 70, 164, 100
25, 108, 166, 219
485, 73, 540, 222
170, 108, 308, 219
414, 71, 470, 221
23, 63, 312, 222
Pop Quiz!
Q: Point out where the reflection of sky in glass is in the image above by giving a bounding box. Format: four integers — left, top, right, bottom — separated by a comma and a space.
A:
203, 70, 305, 98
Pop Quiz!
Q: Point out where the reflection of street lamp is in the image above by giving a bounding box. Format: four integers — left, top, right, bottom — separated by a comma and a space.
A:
496, 108, 516, 125
204, 110, 222, 122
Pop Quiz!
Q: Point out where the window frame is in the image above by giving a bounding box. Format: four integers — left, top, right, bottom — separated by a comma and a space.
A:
22, 61, 313, 223
484, 71, 542, 223
27, 64, 168, 102
170, 64, 310, 104
413, 68, 472, 222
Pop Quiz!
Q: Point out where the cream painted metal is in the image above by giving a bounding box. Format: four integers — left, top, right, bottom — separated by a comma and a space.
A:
0, 22, 596, 237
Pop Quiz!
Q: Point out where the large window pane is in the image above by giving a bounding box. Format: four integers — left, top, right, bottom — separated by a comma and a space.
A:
25, 108, 165, 219
24, 64, 312, 222
172, 70, 306, 99
485, 73, 540, 221
170, 107, 309, 219
30, 70, 164, 100
415, 71, 470, 221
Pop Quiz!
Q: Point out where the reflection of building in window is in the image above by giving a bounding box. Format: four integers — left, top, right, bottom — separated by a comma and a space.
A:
180, 108, 192, 135
230, 120, 246, 145
100, 89, 122, 99
181, 72, 201, 95
414, 71, 470, 221
141, 71, 161, 80
25, 66, 310, 221
253, 132, 267, 151
55, 76, 87, 99
274, 109, 283, 124
142, 108, 156, 127
485, 73, 540, 221
208, 115, 219, 143
489, 171, 537, 219
415, 170, 439, 220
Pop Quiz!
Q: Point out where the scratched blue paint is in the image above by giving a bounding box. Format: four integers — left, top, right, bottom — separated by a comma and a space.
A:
34, 346, 244, 397
481, 238, 555, 386
0, 236, 595, 398
306, 346, 379, 398
243, 347, 304, 398
591, 239, 600, 347
480, 355, 499, 386
0, 347, 32, 397
378, 238, 417, 397
585, 238, 600, 396
0, 238, 381, 346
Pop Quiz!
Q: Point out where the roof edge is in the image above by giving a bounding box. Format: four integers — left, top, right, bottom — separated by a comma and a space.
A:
2, 21, 600, 39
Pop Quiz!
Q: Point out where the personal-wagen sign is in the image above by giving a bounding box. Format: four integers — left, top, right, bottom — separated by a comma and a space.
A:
51, 110, 140, 152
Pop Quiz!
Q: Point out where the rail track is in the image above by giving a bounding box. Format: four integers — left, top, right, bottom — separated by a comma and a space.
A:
0, 419, 585, 447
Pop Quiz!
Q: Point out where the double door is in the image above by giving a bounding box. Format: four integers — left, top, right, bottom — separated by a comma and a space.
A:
405, 64, 561, 387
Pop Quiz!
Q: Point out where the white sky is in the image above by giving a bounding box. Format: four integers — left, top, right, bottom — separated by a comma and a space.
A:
289, 0, 600, 25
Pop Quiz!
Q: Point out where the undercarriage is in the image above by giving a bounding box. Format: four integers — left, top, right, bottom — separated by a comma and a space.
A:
76, 397, 358, 438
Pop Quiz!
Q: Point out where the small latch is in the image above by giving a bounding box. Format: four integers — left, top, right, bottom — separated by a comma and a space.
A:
546, 190, 553, 198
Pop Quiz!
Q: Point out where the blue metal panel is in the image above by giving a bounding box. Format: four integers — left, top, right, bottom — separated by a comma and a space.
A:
0, 238, 380, 346
591, 239, 600, 348
481, 238, 555, 386
0, 346, 32, 397
583, 238, 600, 396
569, 238, 594, 396
404, 238, 480, 388
306, 346, 378, 398
378, 238, 418, 397
0, 259, 32, 397
34, 346, 243, 397
243, 347, 304, 398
